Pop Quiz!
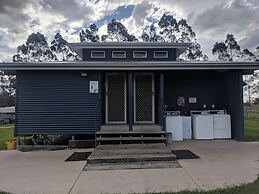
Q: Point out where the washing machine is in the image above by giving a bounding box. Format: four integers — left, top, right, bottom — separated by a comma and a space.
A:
165, 116, 183, 141
192, 115, 214, 140
182, 116, 192, 139
213, 114, 231, 139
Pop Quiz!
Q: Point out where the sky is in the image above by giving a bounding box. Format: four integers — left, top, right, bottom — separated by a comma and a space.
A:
0, 0, 259, 62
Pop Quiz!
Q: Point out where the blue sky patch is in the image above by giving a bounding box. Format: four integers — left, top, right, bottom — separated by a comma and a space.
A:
75, 5, 135, 33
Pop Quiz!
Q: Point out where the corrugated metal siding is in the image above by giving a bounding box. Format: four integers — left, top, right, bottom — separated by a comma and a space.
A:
16, 71, 101, 135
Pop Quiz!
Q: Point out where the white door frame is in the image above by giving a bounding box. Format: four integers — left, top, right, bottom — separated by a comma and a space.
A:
105, 72, 127, 124
134, 72, 155, 124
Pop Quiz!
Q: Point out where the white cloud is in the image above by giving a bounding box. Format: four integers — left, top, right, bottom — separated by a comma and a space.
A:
0, 0, 258, 61
98, 24, 108, 36
192, 0, 259, 58
132, 1, 152, 26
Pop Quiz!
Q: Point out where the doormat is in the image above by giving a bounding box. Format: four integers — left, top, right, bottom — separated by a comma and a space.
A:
172, 150, 200, 160
65, 152, 91, 162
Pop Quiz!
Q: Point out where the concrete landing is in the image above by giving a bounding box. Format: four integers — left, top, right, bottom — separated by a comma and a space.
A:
1, 141, 259, 194
85, 143, 180, 170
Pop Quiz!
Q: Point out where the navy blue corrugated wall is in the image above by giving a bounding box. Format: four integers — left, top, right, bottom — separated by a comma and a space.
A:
15, 71, 101, 135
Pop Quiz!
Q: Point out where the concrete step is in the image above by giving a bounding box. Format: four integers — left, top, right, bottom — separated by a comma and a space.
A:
100, 125, 162, 132
91, 148, 172, 155
96, 137, 166, 141
87, 143, 176, 165
96, 131, 166, 145
87, 153, 176, 164
85, 160, 182, 171
96, 143, 166, 149
96, 131, 165, 135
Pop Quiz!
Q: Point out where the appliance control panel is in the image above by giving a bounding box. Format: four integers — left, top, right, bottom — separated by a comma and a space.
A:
190, 110, 226, 115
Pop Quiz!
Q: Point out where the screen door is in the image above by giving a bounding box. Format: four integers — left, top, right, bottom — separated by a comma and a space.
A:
105, 73, 127, 124
134, 73, 155, 123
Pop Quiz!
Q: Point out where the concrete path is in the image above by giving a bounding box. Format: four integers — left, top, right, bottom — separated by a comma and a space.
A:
0, 140, 258, 194
0, 148, 93, 194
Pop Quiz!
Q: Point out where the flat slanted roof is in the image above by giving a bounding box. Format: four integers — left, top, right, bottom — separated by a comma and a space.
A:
68, 42, 192, 58
0, 61, 259, 73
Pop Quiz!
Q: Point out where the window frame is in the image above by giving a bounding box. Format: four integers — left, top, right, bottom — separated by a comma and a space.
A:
91, 51, 105, 58
112, 51, 127, 58
154, 51, 169, 59
133, 51, 148, 59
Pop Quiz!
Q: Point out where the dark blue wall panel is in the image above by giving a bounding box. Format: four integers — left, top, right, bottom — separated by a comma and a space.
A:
83, 48, 176, 61
164, 70, 244, 140
16, 71, 101, 135
224, 70, 244, 140
164, 70, 226, 114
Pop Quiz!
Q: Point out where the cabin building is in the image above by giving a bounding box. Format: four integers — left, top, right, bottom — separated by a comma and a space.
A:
1, 42, 259, 145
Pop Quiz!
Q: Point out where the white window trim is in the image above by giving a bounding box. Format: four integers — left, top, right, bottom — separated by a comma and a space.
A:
112, 51, 126, 58
133, 51, 147, 59
154, 51, 168, 59
91, 51, 105, 58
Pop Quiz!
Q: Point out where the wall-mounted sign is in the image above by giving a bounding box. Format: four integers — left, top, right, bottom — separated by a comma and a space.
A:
89, 81, 99, 93
177, 96, 185, 107
189, 97, 197, 104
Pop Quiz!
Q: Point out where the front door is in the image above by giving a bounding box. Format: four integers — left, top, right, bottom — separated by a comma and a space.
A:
134, 73, 155, 123
105, 73, 127, 124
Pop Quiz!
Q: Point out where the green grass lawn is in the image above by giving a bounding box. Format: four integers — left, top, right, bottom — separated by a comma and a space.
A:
244, 119, 259, 141
244, 105, 259, 119
141, 178, 259, 194
0, 124, 15, 150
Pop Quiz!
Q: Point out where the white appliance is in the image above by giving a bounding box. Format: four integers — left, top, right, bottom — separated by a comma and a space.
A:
166, 116, 183, 141
213, 114, 231, 139
182, 116, 192, 139
192, 115, 214, 140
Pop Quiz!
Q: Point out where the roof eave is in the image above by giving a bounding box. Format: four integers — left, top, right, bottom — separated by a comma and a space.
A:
0, 61, 259, 72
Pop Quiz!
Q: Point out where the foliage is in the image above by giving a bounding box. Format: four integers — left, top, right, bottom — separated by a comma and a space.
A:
2, 12, 210, 108
50, 33, 79, 61
0, 124, 15, 150
0, 71, 15, 107
212, 34, 258, 102
80, 24, 100, 42
142, 24, 163, 42
13, 32, 56, 62
212, 34, 257, 62
102, 19, 137, 42
142, 13, 208, 61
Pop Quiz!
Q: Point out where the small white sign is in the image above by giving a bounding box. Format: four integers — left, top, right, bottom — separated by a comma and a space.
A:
89, 81, 99, 93
189, 97, 197, 104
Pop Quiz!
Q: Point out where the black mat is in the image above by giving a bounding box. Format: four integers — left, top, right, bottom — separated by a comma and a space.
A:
172, 150, 200, 160
65, 152, 91, 162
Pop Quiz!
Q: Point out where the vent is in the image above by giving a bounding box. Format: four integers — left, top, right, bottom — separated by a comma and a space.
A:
154, 51, 168, 58
133, 51, 147, 58
91, 51, 105, 58
112, 51, 126, 58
